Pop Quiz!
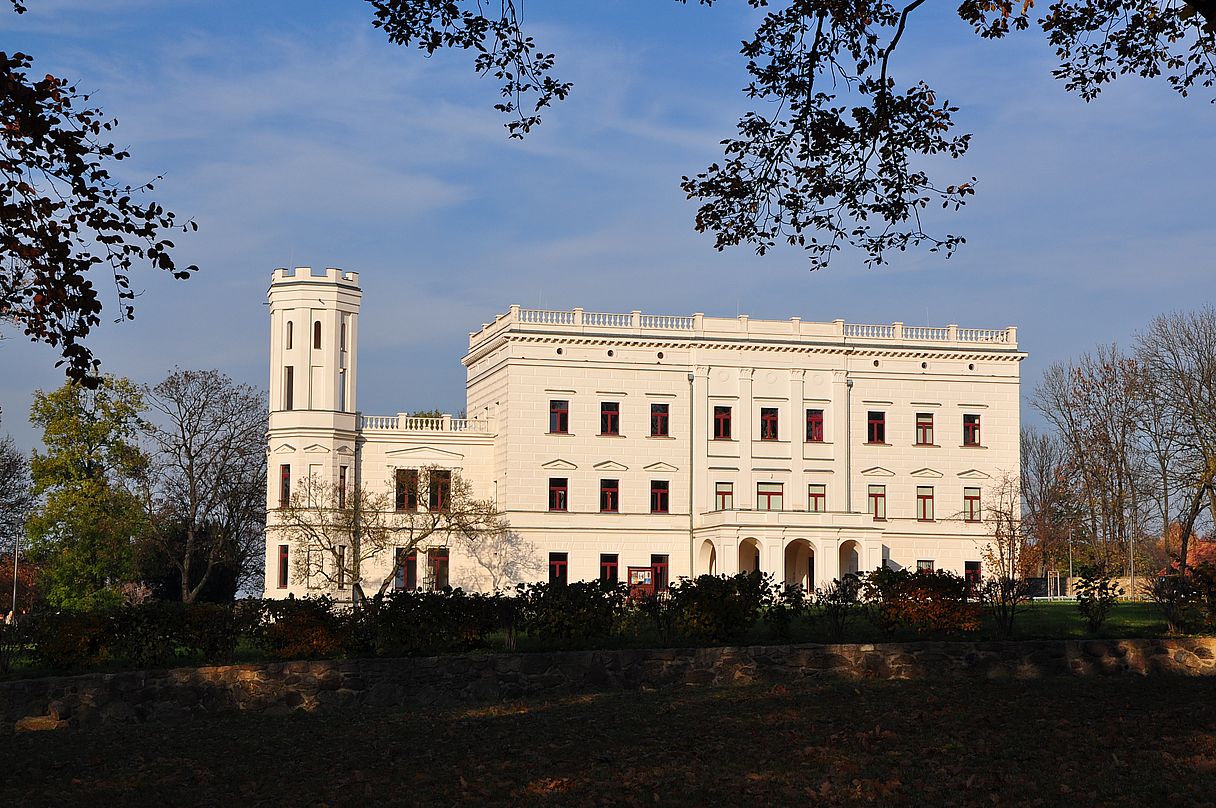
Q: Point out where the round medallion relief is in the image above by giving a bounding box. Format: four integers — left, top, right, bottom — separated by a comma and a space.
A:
716, 369, 730, 382
766, 371, 779, 384
812, 374, 825, 386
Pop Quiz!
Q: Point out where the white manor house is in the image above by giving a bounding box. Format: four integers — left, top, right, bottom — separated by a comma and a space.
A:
263, 267, 1023, 598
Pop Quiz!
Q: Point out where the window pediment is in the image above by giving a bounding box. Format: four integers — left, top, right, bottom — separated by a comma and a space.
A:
910, 467, 943, 478
860, 466, 895, 477
541, 458, 578, 470
957, 469, 991, 479
643, 461, 678, 473
594, 460, 629, 472
273, 443, 296, 454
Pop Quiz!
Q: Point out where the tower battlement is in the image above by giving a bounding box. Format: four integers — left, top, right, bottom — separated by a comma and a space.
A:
271, 266, 360, 287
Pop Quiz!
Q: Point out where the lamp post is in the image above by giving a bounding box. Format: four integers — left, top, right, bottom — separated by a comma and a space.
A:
9, 532, 17, 624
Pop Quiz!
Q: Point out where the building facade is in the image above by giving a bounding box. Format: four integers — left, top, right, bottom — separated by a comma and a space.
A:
264, 267, 1023, 597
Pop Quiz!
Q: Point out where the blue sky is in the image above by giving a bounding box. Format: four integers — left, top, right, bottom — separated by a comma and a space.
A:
2, 0, 1214, 451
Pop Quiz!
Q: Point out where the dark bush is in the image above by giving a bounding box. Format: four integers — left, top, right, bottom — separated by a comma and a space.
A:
816, 575, 861, 642
27, 610, 115, 670
1074, 568, 1123, 634
517, 579, 626, 641
762, 583, 809, 639
668, 572, 768, 643
862, 566, 980, 636
259, 596, 347, 660
359, 588, 507, 656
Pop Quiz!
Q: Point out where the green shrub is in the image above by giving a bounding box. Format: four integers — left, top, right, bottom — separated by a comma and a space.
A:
762, 583, 808, 640
816, 575, 861, 642
517, 579, 626, 641
668, 572, 768, 643
1075, 568, 1124, 634
359, 588, 507, 655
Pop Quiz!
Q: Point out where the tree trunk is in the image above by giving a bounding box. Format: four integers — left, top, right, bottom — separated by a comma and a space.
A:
1176, 482, 1210, 577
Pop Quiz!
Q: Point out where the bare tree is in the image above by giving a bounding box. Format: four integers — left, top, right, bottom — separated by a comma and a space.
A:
1020, 426, 1076, 577
140, 369, 266, 602
274, 465, 507, 599
456, 529, 542, 592
977, 473, 1034, 638
1136, 308, 1216, 575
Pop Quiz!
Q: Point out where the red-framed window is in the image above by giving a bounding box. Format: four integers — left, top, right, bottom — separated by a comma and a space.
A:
713, 406, 732, 440
715, 482, 734, 511
650, 403, 669, 437
600, 401, 620, 435
806, 409, 825, 442
917, 560, 935, 573
867, 411, 886, 444
549, 552, 569, 585
428, 470, 451, 511
650, 480, 670, 513
395, 468, 419, 512
394, 548, 417, 590
963, 414, 982, 446
548, 478, 568, 512
279, 464, 291, 508
337, 545, 347, 590
600, 479, 619, 513
757, 482, 783, 511
600, 553, 619, 584
867, 485, 887, 520
651, 554, 669, 589
428, 547, 449, 590
808, 483, 826, 513
338, 466, 348, 510
283, 366, 294, 411
916, 486, 935, 521
549, 399, 569, 434
965, 561, 982, 594
277, 544, 289, 588
915, 413, 934, 446
760, 407, 779, 441
964, 486, 982, 522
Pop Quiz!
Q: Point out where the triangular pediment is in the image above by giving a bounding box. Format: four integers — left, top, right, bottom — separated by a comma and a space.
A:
541, 458, 578, 470
643, 461, 678, 473
860, 466, 895, 477
385, 446, 465, 461
958, 469, 992, 480
910, 467, 943, 478
593, 460, 629, 472
336, 445, 354, 455
273, 443, 296, 454
303, 444, 331, 454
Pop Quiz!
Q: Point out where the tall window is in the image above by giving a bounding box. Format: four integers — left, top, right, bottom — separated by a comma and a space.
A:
549, 399, 569, 434
600, 401, 620, 435
600, 479, 619, 513
279, 464, 291, 508
395, 469, 418, 512
650, 403, 669, 437
285, 320, 293, 349
965, 561, 982, 592
760, 407, 779, 440
916, 486, 935, 521
600, 553, 619, 584
713, 406, 732, 439
808, 483, 826, 513
284, 366, 294, 411
338, 466, 348, 510
651, 554, 670, 589
549, 478, 568, 512
428, 470, 451, 511
337, 545, 347, 590
715, 482, 734, 510
277, 545, 289, 589
757, 482, 784, 511
867, 411, 886, 444
340, 321, 346, 351
650, 480, 670, 514
806, 409, 825, 442
963, 414, 982, 446
313, 321, 322, 350
549, 552, 569, 585
917, 560, 935, 573
915, 413, 934, 445
428, 547, 449, 590
394, 548, 417, 590
867, 485, 887, 520
964, 487, 982, 522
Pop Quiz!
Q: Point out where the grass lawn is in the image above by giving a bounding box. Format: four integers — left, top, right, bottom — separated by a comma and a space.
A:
5, 675, 1216, 807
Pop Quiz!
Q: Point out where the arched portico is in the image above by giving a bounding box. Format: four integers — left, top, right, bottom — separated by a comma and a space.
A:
738, 538, 762, 573
783, 539, 814, 590
839, 539, 862, 576
698, 539, 718, 576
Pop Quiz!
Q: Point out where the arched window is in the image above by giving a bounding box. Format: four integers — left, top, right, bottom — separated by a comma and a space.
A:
313, 321, 321, 349
285, 320, 293, 349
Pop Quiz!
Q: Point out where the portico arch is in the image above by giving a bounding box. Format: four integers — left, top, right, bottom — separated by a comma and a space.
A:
839, 539, 862, 576
698, 539, 717, 576
783, 539, 814, 590
738, 538, 762, 573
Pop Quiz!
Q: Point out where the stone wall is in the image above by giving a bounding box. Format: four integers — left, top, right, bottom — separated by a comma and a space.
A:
4, 637, 1215, 733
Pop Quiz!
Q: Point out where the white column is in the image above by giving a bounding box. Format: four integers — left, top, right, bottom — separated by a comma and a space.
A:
815, 538, 841, 589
